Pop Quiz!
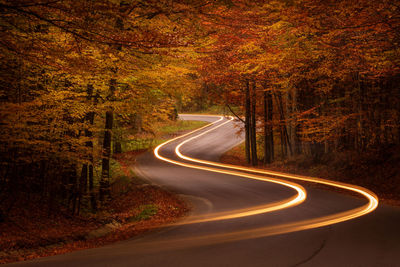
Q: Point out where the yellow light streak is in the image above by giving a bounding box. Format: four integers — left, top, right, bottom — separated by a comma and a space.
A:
139, 114, 380, 249
154, 115, 306, 224
152, 114, 379, 246
174, 115, 378, 230
142, 202, 376, 250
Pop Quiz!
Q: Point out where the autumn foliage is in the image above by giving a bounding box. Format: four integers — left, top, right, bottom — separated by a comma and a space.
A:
196, 0, 400, 165
0, 0, 399, 260
0, 0, 204, 260
0, 0, 203, 222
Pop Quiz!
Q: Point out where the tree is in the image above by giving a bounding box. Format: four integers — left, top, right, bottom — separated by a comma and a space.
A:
0, 0, 220, 216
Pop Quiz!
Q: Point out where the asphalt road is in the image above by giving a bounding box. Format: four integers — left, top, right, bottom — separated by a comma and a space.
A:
10, 115, 400, 267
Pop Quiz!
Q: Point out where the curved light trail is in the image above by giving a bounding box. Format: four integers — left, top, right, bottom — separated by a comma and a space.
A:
154, 115, 306, 224
175, 115, 379, 227
153, 114, 378, 243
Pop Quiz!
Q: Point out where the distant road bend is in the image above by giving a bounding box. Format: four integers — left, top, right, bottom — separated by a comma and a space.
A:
12, 114, 400, 267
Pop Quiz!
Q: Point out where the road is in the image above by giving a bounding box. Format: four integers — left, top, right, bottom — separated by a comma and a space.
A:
10, 115, 400, 267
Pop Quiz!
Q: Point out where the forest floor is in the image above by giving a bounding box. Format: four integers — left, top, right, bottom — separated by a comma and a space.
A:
0, 150, 188, 264
220, 144, 400, 206
0, 119, 209, 264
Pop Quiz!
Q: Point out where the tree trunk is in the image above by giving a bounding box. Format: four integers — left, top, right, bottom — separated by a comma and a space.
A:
290, 88, 301, 155
263, 85, 274, 164
285, 88, 293, 155
114, 141, 122, 154
268, 90, 274, 162
245, 79, 251, 164
100, 79, 116, 203
89, 91, 98, 211
354, 72, 365, 152
80, 84, 97, 211
263, 89, 268, 164
77, 164, 87, 215
274, 91, 292, 158
250, 80, 258, 166
78, 84, 95, 214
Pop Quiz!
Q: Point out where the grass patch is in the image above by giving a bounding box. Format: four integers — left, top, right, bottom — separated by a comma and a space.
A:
122, 139, 154, 152
109, 159, 127, 181
122, 119, 209, 152
131, 204, 158, 221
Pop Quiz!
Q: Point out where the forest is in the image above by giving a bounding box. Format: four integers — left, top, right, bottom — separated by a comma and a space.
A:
0, 0, 399, 247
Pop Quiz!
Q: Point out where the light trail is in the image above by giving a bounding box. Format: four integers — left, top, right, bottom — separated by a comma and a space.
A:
174, 115, 378, 230
152, 114, 378, 245
141, 201, 378, 251
154, 115, 306, 224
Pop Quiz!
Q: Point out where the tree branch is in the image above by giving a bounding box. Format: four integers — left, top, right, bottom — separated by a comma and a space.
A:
226, 104, 244, 124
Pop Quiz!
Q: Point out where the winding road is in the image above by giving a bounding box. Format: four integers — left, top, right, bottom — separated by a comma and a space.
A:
11, 115, 400, 266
